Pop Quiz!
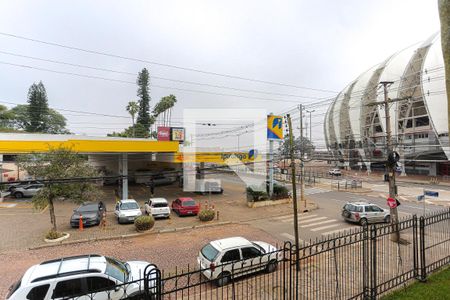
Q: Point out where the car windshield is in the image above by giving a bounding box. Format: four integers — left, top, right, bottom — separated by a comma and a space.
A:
183, 200, 196, 207
78, 204, 98, 212
6, 278, 21, 299
251, 242, 266, 253
120, 202, 139, 210
201, 244, 219, 262
105, 257, 129, 282
153, 203, 168, 208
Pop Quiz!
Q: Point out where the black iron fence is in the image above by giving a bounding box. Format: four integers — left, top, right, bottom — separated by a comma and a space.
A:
65, 208, 450, 300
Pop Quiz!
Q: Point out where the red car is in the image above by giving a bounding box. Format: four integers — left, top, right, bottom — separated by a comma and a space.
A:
172, 197, 200, 216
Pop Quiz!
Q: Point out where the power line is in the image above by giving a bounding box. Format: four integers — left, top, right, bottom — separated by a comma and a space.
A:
0, 31, 338, 93
0, 50, 332, 101
0, 60, 322, 104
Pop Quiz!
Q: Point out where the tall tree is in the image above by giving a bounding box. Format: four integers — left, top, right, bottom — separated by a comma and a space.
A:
136, 68, 151, 133
10, 105, 69, 134
27, 81, 49, 132
0, 105, 13, 128
439, 0, 450, 136
17, 147, 101, 232
152, 95, 177, 126
279, 135, 315, 159
126, 101, 139, 137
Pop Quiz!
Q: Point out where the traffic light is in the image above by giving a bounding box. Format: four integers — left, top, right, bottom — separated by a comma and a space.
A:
387, 151, 400, 167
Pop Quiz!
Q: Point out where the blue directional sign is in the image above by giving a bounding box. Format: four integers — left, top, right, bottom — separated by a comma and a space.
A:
424, 190, 439, 197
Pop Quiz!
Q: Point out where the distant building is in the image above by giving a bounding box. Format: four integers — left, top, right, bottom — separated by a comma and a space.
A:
324, 32, 449, 176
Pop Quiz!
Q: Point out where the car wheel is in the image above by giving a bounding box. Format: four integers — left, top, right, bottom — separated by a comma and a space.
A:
266, 260, 278, 273
117, 217, 122, 224
384, 215, 391, 223
14, 192, 24, 199
360, 218, 368, 226
216, 272, 231, 287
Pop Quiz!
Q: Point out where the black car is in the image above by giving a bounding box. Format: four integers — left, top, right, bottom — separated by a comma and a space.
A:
70, 202, 106, 228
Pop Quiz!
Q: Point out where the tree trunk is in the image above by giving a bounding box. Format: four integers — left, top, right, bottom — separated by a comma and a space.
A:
48, 197, 57, 232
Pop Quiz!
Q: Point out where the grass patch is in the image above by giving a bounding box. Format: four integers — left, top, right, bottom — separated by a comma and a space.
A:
381, 267, 450, 300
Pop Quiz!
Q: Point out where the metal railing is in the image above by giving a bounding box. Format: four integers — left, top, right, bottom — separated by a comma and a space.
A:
65, 208, 450, 300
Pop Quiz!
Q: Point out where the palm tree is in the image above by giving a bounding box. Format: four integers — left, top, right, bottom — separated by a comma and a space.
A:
126, 101, 139, 137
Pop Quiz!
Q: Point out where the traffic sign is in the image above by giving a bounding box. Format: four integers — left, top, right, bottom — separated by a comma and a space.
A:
387, 197, 397, 209
424, 190, 439, 197
417, 195, 425, 201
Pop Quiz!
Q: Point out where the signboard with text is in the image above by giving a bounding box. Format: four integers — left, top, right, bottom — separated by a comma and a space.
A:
157, 126, 171, 141
171, 127, 185, 142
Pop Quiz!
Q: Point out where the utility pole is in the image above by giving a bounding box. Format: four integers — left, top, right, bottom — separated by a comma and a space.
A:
286, 114, 300, 270
299, 105, 306, 210
381, 81, 400, 241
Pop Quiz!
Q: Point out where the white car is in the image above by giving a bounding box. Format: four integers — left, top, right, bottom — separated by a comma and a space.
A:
6, 254, 157, 300
114, 199, 142, 224
197, 237, 281, 286
144, 198, 171, 219
329, 168, 342, 176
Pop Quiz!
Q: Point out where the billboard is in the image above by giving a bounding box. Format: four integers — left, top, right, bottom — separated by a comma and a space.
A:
171, 127, 185, 142
157, 127, 171, 141
267, 115, 283, 140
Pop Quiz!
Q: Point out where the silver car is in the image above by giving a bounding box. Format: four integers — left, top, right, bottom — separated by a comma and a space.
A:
11, 184, 44, 198
342, 202, 390, 226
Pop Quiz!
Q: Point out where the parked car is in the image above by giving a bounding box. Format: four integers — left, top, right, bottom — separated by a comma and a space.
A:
329, 168, 342, 176
114, 199, 142, 224
197, 237, 281, 286
171, 197, 200, 216
7, 180, 42, 192
144, 198, 171, 219
146, 175, 176, 187
70, 202, 106, 228
6, 254, 157, 300
341, 202, 391, 226
11, 184, 44, 198
195, 179, 223, 194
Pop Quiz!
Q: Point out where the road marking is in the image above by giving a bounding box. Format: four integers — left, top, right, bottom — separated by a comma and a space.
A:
301, 219, 337, 228
280, 214, 318, 223
0, 203, 17, 208
379, 193, 387, 198
280, 233, 309, 245
311, 223, 340, 232
321, 227, 359, 236
399, 196, 408, 201
298, 216, 328, 224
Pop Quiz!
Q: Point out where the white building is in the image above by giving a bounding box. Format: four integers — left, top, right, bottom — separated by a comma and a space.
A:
324, 32, 449, 176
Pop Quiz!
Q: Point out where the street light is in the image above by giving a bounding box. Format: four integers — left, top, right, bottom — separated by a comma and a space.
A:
306, 110, 315, 141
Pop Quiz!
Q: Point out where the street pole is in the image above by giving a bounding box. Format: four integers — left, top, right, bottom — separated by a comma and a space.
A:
306, 110, 315, 142
380, 81, 400, 242
299, 105, 306, 210
286, 114, 300, 270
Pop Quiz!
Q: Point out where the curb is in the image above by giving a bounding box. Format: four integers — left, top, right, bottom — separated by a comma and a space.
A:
28, 221, 234, 251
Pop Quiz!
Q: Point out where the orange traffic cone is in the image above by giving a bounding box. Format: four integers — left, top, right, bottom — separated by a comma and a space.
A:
79, 215, 84, 231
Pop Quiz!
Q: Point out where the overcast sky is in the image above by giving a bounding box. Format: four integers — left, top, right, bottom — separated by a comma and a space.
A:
0, 0, 441, 150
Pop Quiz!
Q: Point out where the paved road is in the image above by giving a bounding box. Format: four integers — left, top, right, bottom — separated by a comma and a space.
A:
245, 189, 443, 245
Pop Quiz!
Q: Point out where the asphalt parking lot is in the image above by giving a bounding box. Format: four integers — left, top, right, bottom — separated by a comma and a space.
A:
0, 174, 297, 252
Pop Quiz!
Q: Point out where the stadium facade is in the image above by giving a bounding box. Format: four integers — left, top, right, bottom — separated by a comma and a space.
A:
324, 32, 449, 176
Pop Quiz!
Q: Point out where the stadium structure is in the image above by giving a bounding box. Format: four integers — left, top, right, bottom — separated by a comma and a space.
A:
324, 32, 449, 176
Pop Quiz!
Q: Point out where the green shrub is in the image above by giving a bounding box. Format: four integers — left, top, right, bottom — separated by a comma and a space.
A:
198, 209, 215, 222
134, 215, 155, 232
246, 186, 269, 202
45, 229, 64, 240
273, 184, 289, 198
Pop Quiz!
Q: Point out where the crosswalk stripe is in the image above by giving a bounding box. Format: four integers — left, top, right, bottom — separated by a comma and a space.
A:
272, 213, 313, 221
311, 223, 340, 232
300, 219, 337, 228
298, 216, 328, 224
281, 233, 309, 245
321, 227, 359, 236
280, 214, 318, 223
